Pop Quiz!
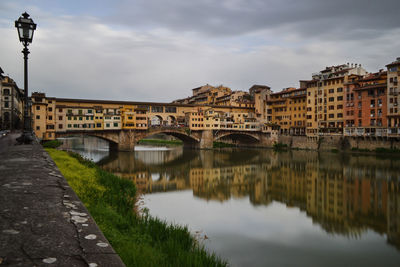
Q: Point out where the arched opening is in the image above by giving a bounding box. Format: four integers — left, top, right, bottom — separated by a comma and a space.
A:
216, 133, 260, 147
56, 135, 111, 161
137, 131, 200, 149
167, 115, 176, 126
150, 115, 163, 127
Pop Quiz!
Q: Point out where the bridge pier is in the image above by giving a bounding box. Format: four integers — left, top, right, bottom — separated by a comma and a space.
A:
116, 130, 136, 151
200, 130, 213, 149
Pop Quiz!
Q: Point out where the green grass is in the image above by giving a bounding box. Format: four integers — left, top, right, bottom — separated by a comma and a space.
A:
42, 139, 63, 148
273, 142, 288, 151
138, 139, 183, 146
213, 141, 236, 148
46, 149, 227, 267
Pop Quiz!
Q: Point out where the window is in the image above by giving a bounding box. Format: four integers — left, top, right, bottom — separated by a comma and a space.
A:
36, 115, 40, 119
59, 108, 63, 112
113, 123, 118, 127
96, 123, 101, 127
329, 89, 334, 93
88, 110, 93, 114
165, 107, 177, 113
78, 110, 83, 115
3, 89, 10, 95
106, 123, 110, 127
151, 106, 163, 113
36, 106, 40, 110
68, 124, 72, 128
67, 109, 72, 114
36, 126, 40, 130
337, 87, 343, 92
48, 107, 53, 112
370, 100, 375, 107
4, 102, 9, 108
79, 117, 83, 121
337, 96, 343, 101
59, 116, 62, 120
337, 105, 343, 109
329, 97, 334, 102
48, 116, 53, 120
329, 114, 334, 118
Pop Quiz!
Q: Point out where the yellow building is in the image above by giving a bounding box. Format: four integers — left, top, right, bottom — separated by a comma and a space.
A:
267, 87, 306, 135
303, 64, 367, 136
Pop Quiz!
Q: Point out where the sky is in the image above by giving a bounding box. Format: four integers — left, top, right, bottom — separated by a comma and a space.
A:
1, 0, 399, 102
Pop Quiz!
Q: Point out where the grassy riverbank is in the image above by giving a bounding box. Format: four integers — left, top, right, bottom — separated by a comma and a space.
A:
46, 148, 226, 267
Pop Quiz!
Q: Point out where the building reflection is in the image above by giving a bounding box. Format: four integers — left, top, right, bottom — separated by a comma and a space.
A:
98, 149, 400, 249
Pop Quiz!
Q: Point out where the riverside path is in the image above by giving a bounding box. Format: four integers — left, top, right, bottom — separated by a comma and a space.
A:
0, 132, 125, 266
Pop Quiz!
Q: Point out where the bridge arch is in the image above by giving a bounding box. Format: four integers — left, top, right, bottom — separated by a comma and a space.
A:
214, 132, 261, 146
55, 131, 120, 149
136, 128, 200, 148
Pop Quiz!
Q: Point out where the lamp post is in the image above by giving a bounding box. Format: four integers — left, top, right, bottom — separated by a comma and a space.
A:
15, 12, 36, 144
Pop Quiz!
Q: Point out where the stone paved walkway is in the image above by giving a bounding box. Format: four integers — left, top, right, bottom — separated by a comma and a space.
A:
0, 132, 125, 267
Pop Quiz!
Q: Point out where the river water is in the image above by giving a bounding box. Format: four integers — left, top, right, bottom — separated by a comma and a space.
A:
59, 136, 400, 266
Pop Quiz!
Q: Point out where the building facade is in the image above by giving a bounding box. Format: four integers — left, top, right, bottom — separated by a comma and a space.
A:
386, 58, 400, 135
0, 73, 24, 130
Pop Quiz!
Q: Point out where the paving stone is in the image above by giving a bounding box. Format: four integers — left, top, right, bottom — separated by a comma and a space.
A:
0, 132, 125, 267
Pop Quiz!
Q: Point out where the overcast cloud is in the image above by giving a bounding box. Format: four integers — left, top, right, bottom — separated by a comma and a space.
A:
0, 0, 399, 102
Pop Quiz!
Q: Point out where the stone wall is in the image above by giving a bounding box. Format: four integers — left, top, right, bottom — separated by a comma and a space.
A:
277, 135, 400, 151
347, 137, 400, 150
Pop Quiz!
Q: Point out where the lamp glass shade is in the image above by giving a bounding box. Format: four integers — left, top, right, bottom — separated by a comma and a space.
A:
15, 13, 36, 44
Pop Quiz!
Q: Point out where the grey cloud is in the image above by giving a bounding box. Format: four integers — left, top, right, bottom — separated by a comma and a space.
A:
111, 0, 400, 39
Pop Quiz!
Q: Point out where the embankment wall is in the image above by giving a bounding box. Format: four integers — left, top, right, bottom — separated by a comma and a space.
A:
277, 135, 400, 151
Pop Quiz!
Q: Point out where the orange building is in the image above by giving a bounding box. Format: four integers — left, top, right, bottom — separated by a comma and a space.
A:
344, 71, 388, 136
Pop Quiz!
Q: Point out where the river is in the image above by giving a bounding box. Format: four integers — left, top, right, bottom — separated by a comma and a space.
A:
58, 136, 400, 266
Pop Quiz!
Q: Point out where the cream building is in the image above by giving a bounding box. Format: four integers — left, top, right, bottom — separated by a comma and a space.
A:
1, 73, 24, 130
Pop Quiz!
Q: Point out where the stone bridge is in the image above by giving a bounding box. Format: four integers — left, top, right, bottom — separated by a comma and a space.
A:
55, 127, 275, 151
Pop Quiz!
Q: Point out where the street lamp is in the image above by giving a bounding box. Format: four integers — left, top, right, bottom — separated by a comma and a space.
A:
15, 12, 36, 144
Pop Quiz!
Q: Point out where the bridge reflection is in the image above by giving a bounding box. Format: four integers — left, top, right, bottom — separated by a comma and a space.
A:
98, 149, 400, 250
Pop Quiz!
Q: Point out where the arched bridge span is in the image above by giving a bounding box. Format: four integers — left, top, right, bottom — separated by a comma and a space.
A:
55, 127, 275, 151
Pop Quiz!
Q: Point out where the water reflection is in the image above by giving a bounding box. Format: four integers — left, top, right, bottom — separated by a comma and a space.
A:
61, 136, 400, 265
98, 148, 400, 250
58, 137, 110, 162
